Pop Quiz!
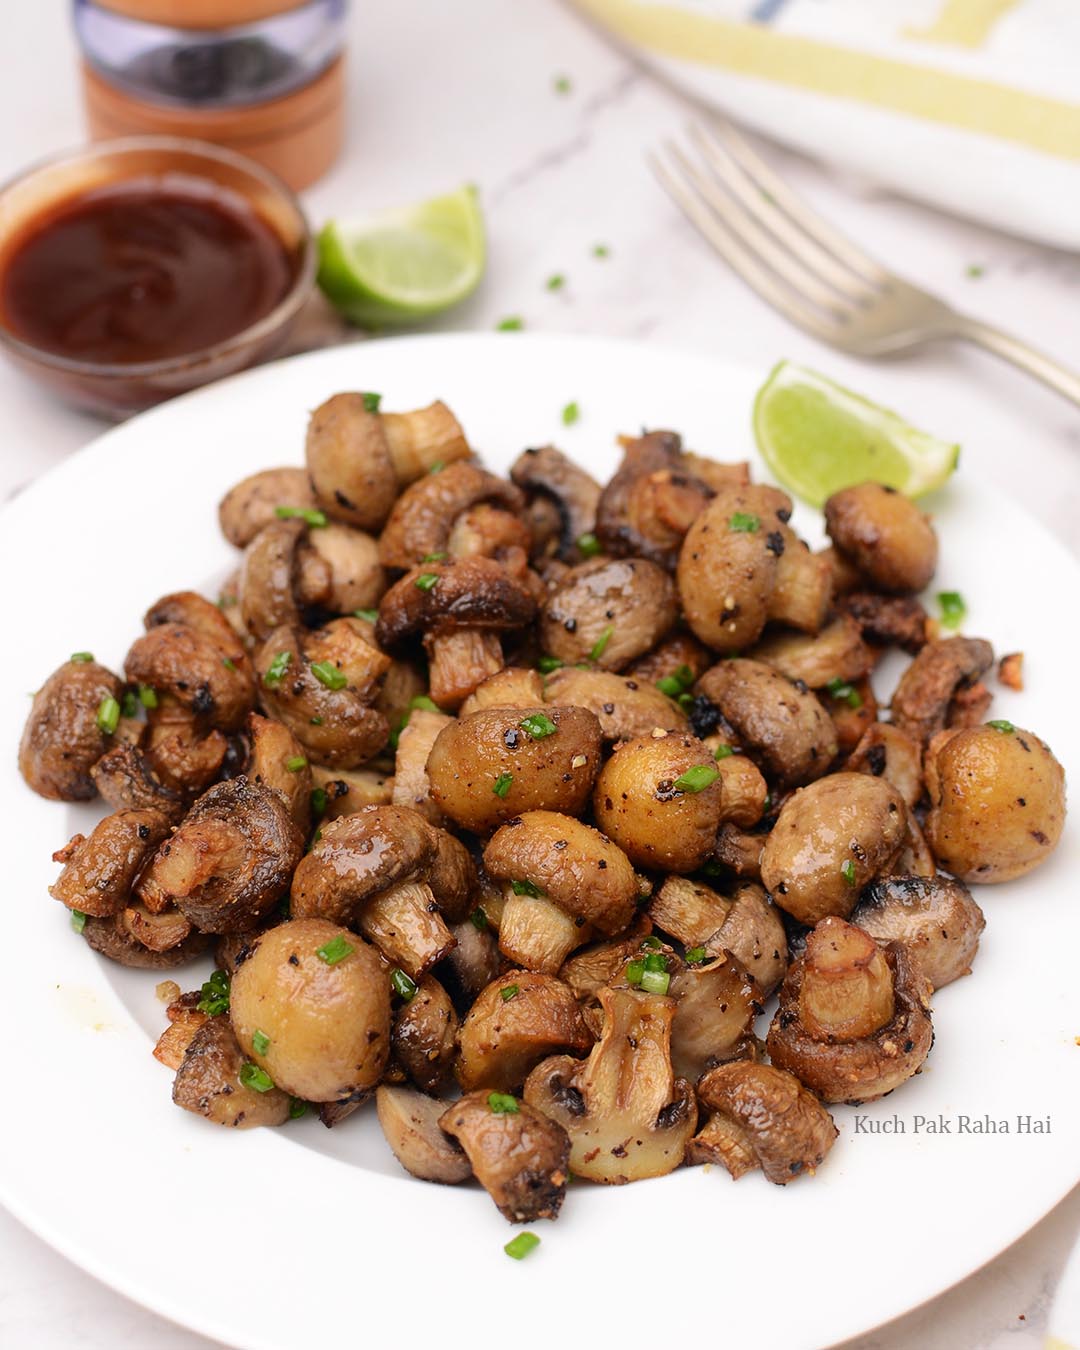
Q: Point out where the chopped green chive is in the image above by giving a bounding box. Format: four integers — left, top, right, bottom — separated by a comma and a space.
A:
841, 859, 857, 887
826, 677, 863, 710
197, 969, 230, 1016
121, 690, 139, 719
429, 461, 445, 475
938, 591, 966, 629
547, 274, 565, 291
289, 1098, 308, 1119
316, 935, 354, 965
500, 984, 520, 1002
263, 650, 291, 688
310, 786, 328, 819
538, 655, 564, 673
625, 958, 646, 987
310, 715, 324, 726
505, 1232, 540, 1261
138, 684, 158, 709
391, 968, 418, 1001
252, 1030, 270, 1056
496, 316, 524, 331
275, 505, 328, 528
714, 744, 734, 761
285, 755, 307, 773
415, 573, 440, 592
729, 511, 760, 533
469, 907, 489, 931
641, 967, 671, 996
562, 401, 580, 426
673, 764, 719, 794
488, 1092, 519, 1114
353, 608, 378, 624
310, 661, 347, 690
685, 946, 707, 965
422, 551, 448, 563
70, 651, 93, 664
222, 657, 237, 672
362, 391, 382, 413
239, 1063, 275, 1093
643, 952, 668, 973
592, 243, 610, 259
589, 625, 614, 662
575, 531, 600, 558
987, 719, 1015, 734
96, 695, 120, 735
966, 264, 985, 279
511, 879, 543, 897
553, 74, 571, 94
520, 712, 557, 740
218, 594, 237, 609
657, 664, 695, 697
70, 909, 87, 934
492, 772, 513, 798
640, 936, 663, 950
410, 695, 441, 713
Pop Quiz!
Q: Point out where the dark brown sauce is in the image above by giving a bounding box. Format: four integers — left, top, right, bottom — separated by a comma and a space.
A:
0, 175, 297, 365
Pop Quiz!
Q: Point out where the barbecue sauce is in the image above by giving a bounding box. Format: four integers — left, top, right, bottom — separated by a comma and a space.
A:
0, 176, 296, 364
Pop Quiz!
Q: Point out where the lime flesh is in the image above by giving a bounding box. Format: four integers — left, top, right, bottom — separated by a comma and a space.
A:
317, 185, 485, 325
753, 361, 959, 507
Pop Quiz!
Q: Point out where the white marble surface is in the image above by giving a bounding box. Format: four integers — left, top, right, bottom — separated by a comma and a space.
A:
1, 2, 1077, 1348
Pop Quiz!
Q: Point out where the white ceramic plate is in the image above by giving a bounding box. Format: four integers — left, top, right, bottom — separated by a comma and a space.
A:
1, 334, 1077, 1350
1050, 1233, 1080, 1350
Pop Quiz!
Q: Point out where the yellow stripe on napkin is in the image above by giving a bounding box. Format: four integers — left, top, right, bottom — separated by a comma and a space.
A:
574, 0, 1080, 159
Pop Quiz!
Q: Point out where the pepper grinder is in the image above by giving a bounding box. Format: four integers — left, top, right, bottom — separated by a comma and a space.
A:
73, 0, 348, 190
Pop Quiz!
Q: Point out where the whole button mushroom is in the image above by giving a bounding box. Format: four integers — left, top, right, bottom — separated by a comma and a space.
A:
483, 811, 639, 973
924, 722, 1066, 882
378, 460, 526, 570
889, 635, 995, 747
375, 556, 537, 710
306, 393, 470, 532
543, 667, 689, 742
510, 444, 601, 564
49, 807, 172, 918
851, 875, 986, 991
229, 918, 391, 1103
761, 773, 907, 926
593, 731, 725, 873
173, 1016, 292, 1129
540, 556, 677, 671
19, 655, 124, 801
824, 482, 939, 595
218, 466, 318, 548
456, 972, 593, 1093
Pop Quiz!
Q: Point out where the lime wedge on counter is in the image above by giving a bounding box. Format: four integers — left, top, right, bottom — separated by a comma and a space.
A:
753, 361, 960, 507
317, 184, 485, 325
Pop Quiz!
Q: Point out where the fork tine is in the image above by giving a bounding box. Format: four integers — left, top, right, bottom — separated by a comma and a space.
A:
668, 140, 857, 319
705, 117, 892, 287
648, 147, 841, 343
687, 123, 879, 305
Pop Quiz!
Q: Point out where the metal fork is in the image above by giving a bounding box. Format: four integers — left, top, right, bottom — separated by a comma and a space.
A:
650, 119, 1080, 408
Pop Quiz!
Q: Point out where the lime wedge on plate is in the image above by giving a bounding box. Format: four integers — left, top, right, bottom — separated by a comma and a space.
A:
317, 185, 485, 325
753, 361, 959, 507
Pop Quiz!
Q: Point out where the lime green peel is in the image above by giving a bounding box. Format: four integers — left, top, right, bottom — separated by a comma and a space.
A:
753, 361, 960, 508
317, 185, 485, 326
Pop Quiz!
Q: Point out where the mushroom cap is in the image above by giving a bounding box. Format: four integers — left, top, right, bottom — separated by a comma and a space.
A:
305, 392, 398, 531
378, 459, 525, 570
543, 667, 688, 741
483, 810, 639, 934
824, 482, 938, 594
81, 913, 211, 968
290, 804, 436, 925
852, 874, 986, 990
456, 972, 593, 1092
540, 556, 677, 671
19, 658, 124, 801
376, 1085, 471, 1184
889, 636, 995, 747
218, 466, 317, 549
375, 556, 536, 650
510, 444, 601, 564
49, 807, 172, 917
238, 518, 305, 641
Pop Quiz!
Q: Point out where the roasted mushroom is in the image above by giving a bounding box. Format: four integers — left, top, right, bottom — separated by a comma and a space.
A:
540, 557, 677, 671
524, 986, 696, 1183
244, 711, 312, 833
459, 667, 545, 716
218, 467, 319, 548
89, 742, 185, 819
749, 615, 873, 690
543, 667, 688, 741
378, 459, 525, 570
392, 974, 460, 1095
456, 972, 592, 1092
49, 808, 171, 918
19, 656, 124, 800
647, 876, 787, 995
691, 1062, 837, 1183
376, 1085, 471, 1183
510, 444, 601, 563
852, 874, 986, 989
824, 483, 938, 594
392, 705, 453, 824
81, 912, 211, 968
767, 917, 933, 1103
173, 1015, 292, 1128
845, 722, 924, 809
890, 635, 995, 747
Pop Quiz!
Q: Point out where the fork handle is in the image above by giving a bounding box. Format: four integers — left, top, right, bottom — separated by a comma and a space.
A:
953, 317, 1080, 409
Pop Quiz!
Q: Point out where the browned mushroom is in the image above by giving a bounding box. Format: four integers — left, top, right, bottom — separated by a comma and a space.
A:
890, 636, 995, 746
544, 666, 688, 742
49, 808, 171, 917
459, 667, 545, 716
392, 974, 460, 1095
81, 912, 211, 968
825, 483, 938, 594
89, 742, 185, 819
540, 557, 677, 671
378, 459, 525, 570
851, 875, 986, 990
376, 1085, 471, 1184
749, 615, 873, 690
767, 917, 934, 1103
839, 592, 928, 654
845, 722, 924, 809
391, 705, 453, 824
691, 1062, 837, 1183
310, 765, 394, 820
649, 876, 788, 995
173, 1016, 291, 1128
375, 556, 536, 709
510, 444, 601, 563
524, 986, 697, 1182
218, 467, 318, 548
238, 518, 307, 641
243, 712, 312, 832
20, 656, 124, 800
456, 972, 593, 1092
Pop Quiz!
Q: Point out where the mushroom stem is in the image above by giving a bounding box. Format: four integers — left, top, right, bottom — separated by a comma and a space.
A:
359, 880, 457, 978
799, 918, 895, 1042
425, 630, 504, 709
498, 886, 588, 974
381, 402, 469, 483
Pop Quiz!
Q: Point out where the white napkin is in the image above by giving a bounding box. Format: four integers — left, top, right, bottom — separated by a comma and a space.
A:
571, 0, 1080, 250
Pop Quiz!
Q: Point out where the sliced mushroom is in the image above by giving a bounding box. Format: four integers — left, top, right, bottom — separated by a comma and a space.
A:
767, 918, 934, 1103
484, 812, 639, 972
524, 987, 697, 1183
845, 722, 924, 809
20, 657, 124, 800
376, 1085, 471, 1184
693, 1062, 837, 1184
136, 777, 303, 934
825, 483, 938, 594
540, 557, 677, 671
375, 556, 536, 709
890, 636, 995, 747
378, 459, 525, 570
852, 875, 986, 990
510, 444, 601, 562
173, 1016, 291, 1128
696, 658, 838, 789
81, 912, 210, 967
749, 615, 873, 689
543, 667, 688, 741
457, 972, 593, 1092
392, 974, 460, 1095
49, 808, 171, 917
218, 467, 318, 548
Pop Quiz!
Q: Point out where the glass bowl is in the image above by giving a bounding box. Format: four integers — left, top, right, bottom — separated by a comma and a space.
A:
0, 135, 315, 416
